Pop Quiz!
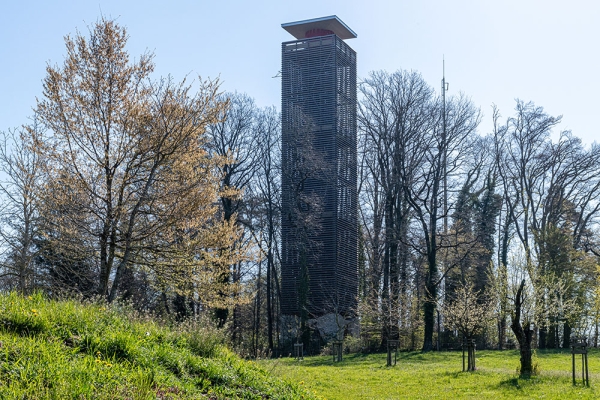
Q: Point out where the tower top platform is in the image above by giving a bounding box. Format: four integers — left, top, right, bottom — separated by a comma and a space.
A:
282, 15, 357, 40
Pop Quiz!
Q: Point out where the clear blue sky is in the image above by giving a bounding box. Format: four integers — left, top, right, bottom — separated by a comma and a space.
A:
1, 0, 598, 144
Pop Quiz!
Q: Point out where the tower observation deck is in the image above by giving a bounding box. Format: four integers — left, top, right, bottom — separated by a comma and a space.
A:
280, 16, 358, 318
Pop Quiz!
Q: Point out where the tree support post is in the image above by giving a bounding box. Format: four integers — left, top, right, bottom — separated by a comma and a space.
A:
294, 342, 304, 361
332, 341, 343, 362
571, 336, 589, 386
387, 340, 399, 366
462, 340, 466, 372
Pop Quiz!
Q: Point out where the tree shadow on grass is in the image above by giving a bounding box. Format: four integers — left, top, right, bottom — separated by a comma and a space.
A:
497, 374, 539, 390
498, 377, 522, 389
295, 352, 375, 368
291, 351, 447, 368
439, 371, 463, 379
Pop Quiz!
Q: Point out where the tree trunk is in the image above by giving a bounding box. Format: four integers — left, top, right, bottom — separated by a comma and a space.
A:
538, 327, 547, 349
380, 197, 392, 350
253, 258, 262, 356
497, 210, 511, 350
498, 317, 506, 350
422, 236, 438, 352
511, 279, 534, 376
563, 320, 572, 349
266, 238, 274, 351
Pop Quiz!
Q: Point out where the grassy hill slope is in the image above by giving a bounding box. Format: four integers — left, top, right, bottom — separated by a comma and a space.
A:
0, 292, 313, 399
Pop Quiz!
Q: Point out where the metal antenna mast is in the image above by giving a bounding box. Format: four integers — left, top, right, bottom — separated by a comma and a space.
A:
438, 57, 450, 353
442, 58, 449, 233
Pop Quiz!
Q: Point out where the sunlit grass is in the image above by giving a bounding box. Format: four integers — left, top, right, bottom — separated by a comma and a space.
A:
3, 291, 596, 399
260, 349, 599, 399
0, 292, 314, 399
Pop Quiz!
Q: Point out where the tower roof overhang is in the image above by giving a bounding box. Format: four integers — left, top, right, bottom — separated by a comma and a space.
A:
282, 15, 357, 40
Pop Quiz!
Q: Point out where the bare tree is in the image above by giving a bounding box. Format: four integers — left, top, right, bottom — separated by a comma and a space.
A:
401, 92, 480, 351
252, 106, 281, 351
207, 92, 261, 223
495, 100, 600, 348
358, 70, 481, 351
358, 70, 435, 348
0, 121, 43, 293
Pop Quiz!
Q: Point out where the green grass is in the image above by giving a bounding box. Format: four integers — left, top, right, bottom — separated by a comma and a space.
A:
260, 349, 599, 399
0, 292, 314, 399
4, 293, 596, 399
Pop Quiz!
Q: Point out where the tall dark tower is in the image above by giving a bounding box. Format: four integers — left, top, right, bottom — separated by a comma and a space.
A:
280, 16, 357, 319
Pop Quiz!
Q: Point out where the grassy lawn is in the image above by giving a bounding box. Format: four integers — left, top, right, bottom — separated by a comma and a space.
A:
260, 349, 599, 399
0, 292, 314, 399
